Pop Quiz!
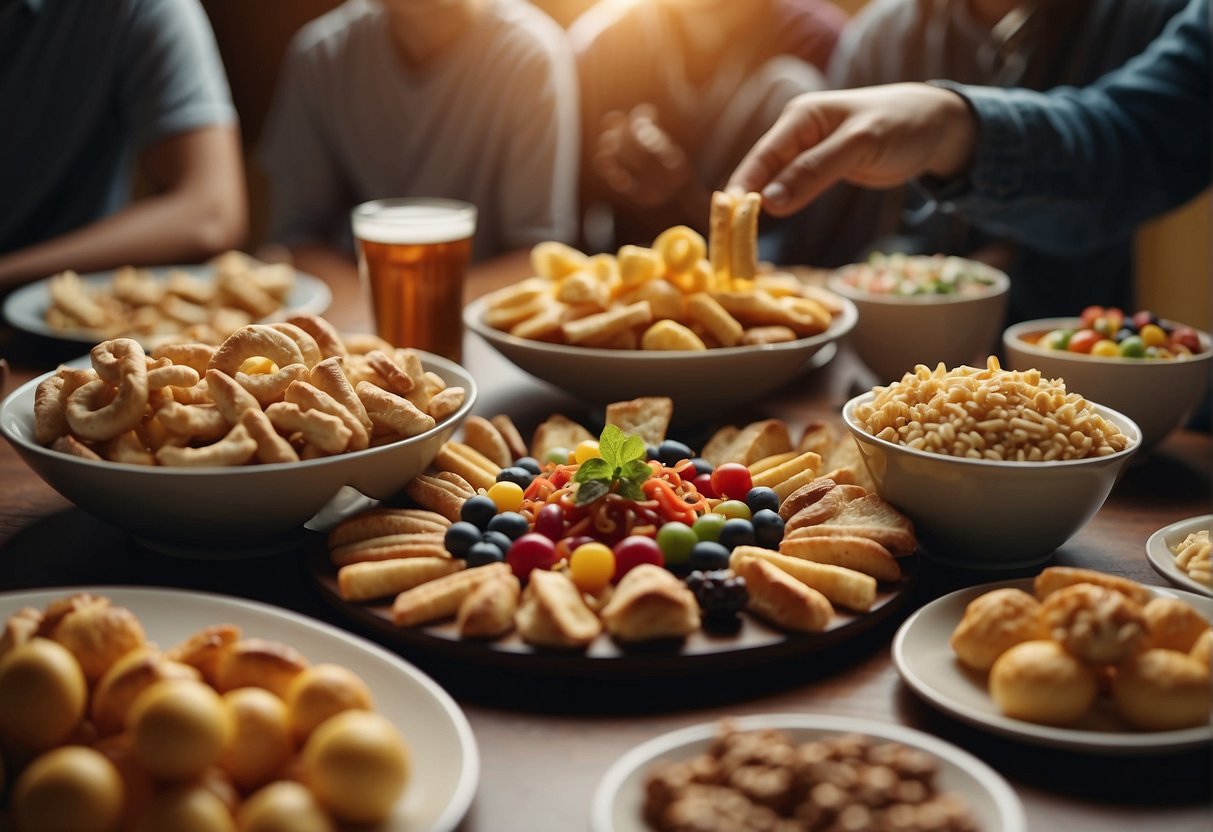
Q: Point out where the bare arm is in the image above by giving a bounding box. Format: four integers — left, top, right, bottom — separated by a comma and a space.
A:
0, 124, 247, 290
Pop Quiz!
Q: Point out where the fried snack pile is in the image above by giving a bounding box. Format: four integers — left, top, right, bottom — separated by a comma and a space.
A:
1171, 530, 1211, 587
481, 191, 844, 350
0, 592, 410, 830
44, 251, 297, 345
950, 567, 1212, 730
643, 722, 979, 832
34, 314, 464, 466
327, 398, 917, 650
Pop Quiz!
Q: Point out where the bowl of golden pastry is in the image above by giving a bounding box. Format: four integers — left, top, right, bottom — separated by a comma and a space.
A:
465, 193, 857, 415
842, 358, 1141, 569
0, 315, 475, 556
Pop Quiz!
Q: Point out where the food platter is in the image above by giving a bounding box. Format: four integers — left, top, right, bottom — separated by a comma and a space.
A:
0, 586, 478, 832
892, 578, 1213, 754
3, 263, 332, 345
305, 546, 918, 678
589, 713, 1027, 832
1145, 514, 1213, 598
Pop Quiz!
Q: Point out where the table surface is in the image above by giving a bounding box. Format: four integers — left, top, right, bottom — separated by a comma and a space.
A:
1, 254, 1210, 832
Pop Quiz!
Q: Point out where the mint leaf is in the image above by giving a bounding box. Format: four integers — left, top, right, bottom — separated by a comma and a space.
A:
620, 458, 653, 485
615, 479, 646, 501
598, 424, 626, 468
573, 457, 611, 482
574, 479, 609, 506
619, 433, 646, 466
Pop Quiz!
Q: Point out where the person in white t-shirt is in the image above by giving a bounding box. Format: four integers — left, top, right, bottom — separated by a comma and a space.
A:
258, 0, 578, 280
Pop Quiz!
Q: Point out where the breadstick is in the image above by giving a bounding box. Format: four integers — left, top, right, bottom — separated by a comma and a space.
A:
730, 546, 876, 612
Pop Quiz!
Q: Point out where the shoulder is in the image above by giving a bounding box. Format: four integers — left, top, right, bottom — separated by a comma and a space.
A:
110, 0, 221, 44
481, 0, 573, 69
284, 0, 383, 68
567, 0, 652, 58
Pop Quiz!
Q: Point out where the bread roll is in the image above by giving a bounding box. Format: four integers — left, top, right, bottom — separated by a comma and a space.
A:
949, 588, 1043, 672
285, 664, 374, 743
1040, 583, 1147, 665
90, 646, 200, 736
213, 638, 310, 699
128, 678, 233, 781
989, 640, 1097, 725
1142, 597, 1209, 653
302, 710, 409, 825
1190, 628, 1212, 669
47, 597, 145, 683
219, 688, 293, 791
1112, 648, 1212, 731
132, 783, 236, 832
11, 746, 123, 832
0, 638, 87, 750
236, 781, 334, 832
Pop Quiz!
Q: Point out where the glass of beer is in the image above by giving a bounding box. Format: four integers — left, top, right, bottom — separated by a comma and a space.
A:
352, 198, 476, 362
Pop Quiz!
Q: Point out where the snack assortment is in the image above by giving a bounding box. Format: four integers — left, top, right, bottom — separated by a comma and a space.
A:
0, 592, 410, 830
950, 567, 1211, 730
1171, 530, 1212, 587
43, 251, 298, 345
479, 191, 845, 350
325, 397, 915, 649
642, 722, 978, 832
834, 252, 1001, 297
1027, 305, 1206, 360
852, 357, 1133, 461
33, 313, 463, 466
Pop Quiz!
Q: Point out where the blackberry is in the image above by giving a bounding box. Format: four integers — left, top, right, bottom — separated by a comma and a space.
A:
686, 569, 748, 630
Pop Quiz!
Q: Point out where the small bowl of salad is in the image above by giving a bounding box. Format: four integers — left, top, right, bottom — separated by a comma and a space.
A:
828, 253, 1010, 384
1003, 307, 1211, 451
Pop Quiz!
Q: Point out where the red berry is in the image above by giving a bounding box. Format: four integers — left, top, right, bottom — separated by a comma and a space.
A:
692, 472, 716, 499
507, 533, 558, 581
611, 535, 663, 582
534, 503, 565, 540
1079, 305, 1104, 329
1171, 326, 1203, 354
1067, 329, 1101, 354
711, 463, 754, 501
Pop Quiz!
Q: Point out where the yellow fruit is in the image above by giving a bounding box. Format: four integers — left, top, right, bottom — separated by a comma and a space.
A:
12, 745, 124, 832
0, 638, 87, 750
302, 710, 409, 824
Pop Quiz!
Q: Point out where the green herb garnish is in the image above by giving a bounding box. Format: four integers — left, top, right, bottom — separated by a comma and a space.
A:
572, 424, 652, 506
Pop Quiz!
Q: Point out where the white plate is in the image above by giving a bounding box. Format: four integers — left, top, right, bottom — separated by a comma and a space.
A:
1145, 514, 1213, 597
590, 713, 1026, 832
0, 586, 478, 830
3, 264, 332, 344
893, 579, 1213, 753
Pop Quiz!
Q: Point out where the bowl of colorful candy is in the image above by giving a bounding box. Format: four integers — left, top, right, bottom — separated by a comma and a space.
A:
828, 253, 1010, 384
1003, 307, 1211, 451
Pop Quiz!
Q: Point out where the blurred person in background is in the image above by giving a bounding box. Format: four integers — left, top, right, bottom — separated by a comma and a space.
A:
570, 0, 847, 251
259, 0, 578, 281
0, 0, 246, 292
776, 0, 1187, 323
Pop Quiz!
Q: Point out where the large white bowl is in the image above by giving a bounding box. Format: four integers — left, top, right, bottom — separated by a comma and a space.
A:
464, 293, 856, 415
1003, 317, 1211, 452
0, 353, 475, 557
828, 259, 1009, 384
842, 392, 1141, 569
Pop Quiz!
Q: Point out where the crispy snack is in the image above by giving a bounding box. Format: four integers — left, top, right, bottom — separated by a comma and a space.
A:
785, 486, 917, 558
1032, 566, 1153, 606
561, 300, 653, 346
778, 536, 901, 582
531, 413, 594, 461
462, 415, 513, 468
641, 319, 707, 351
604, 397, 674, 446
327, 508, 451, 549
356, 381, 436, 438
457, 572, 521, 639
515, 569, 602, 649
749, 450, 822, 502
730, 546, 876, 612
391, 562, 510, 627
285, 380, 369, 451
338, 557, 464, 602
686, 293, 743, 347
434, 441, 501, 492
330, 533, 449, 568
491, 414, 530, 461
1171, 530, 1212, 587
405, 472, 477, 522
155, 422, 258, 467
734, 557, 833, 632
600, 564, 700, 642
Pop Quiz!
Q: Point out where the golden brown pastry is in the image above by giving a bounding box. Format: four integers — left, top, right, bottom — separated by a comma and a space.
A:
1040, 583, 1148, 665
11, 745, 124, 832
456, 571, 521, 639
733, 557, 832, 632
212, 638, 310, 699
515, 569, 602, 649
391, 562, 510, 627
989, 640, 1098, 726
1141, 597, 1210, 653
164, 624, 241, 686
285, 663, 375, 742
219, 687, 293, 791
950, 588, 1044, 672
302, 710, 409, 825
1190, 628, 1212, 669
600, 564, 700, 642
1032, 566, 1152, 605
90, 646, 201, 736
0, 606, 43, 660
1112, 648, 1212, 731
46, 595, 146, 683
128, 678, 233, 781
131, 782, 236, 832
0, 638, 88, 751
237, 781, 335, 832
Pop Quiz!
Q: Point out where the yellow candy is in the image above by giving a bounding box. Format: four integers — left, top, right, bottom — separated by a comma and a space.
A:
486, 481, 525, 513
1139, 323, 1167, 347
1091, 339, 1120, 357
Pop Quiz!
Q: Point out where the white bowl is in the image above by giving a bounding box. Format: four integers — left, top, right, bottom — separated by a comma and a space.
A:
0, 353, 475, 557
1003, 317, 1211, 452
464, 294, 856, 415
828, 258, 1009, 384
842, 392, 1141, 569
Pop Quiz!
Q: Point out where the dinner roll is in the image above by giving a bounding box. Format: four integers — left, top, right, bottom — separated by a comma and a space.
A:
1142, 597, 1209, 653
0, 638, 87, 750
213, 638, 310, 699
989, 640, 1097, 726
11, 745, 124, 832
92, 733, 154, 831
1112, 649, 1212, 731
165, 624, 241, 686
47, 596, 145, 683
133, 783, 236, 832
219, 688, 293, 791
128, 678, 233, 781
90, 646, 201, 736
1190, 628, 1212, 669
949, 588, 1043, 672
1040, 583, 1147, 665
302, 710, 409, 824
236, 781, 334, 832
285, 664, 375, 742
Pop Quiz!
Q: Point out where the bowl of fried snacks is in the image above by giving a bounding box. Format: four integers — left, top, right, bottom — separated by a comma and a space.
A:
465, 193, 855, 414
842, 358, 1140, 569
0, 315, 475, 556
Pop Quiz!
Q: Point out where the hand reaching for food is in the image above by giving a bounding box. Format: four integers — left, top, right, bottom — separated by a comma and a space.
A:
593, 105, 696, 210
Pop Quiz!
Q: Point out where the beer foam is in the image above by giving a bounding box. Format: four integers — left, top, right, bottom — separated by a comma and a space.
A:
353, 203, 476, 244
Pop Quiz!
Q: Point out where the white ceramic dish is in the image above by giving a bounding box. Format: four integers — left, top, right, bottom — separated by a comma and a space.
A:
828, 258, 1009, 384
590, 713, 1026, 832
1145, 514, 1213, 597
464, 293, 856, 415
0, 585, 478, 831
3, 264, 332, 345
0, 353, 475, 557
1003, 317, 1212, 452
842, 392, 1141, 569
893, 578, 1213, 754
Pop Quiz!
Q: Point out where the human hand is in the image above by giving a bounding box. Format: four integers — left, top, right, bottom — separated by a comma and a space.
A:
728, 83, 977, 217
592, 105, 695, 209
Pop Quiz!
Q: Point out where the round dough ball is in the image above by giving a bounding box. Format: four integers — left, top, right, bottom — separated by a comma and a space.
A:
213, 639, 309, 699
48, 598, 145, 683
1112, 648, 1212, 731
949, 588, 1043, 672
1190, 628, 1212, 669
93, 733, 154, 831
129, 678, 233, 781
989, 640, 1097, 725
285, 664, 375, 742
91, 646, 201, 736
236, 781, 334, 832
0, 638, 87, 750
11, 745, 124, 832
219, 688, 293, 791
1142, 597, 1209, 653
302, 710, 410, 824
1041, 583, 1147, 665
133, 783, 236, 832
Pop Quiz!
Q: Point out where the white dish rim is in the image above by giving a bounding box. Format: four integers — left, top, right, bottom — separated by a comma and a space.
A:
1145, 514, 1213, 598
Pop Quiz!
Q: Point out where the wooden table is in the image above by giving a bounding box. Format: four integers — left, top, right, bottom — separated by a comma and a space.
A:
1, 255, 1210, 831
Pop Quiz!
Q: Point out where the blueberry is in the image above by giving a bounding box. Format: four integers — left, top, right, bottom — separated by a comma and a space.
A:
460, 495, 498, 530
514, 456, 542, 475
657, 439, 695, 465
496, 466, 535, 489
466, 541, 506, 567
487, 511, 529, 540
718, 518, 756, 551
444, 522, 482, 557
688, 540, 731, 571
1114, 326, 1137, 342
690, 457, 714, 476
645, 443, 660, 461
745, 486, 780, 515
752, 509, 785, 550
481, 530, 513, 554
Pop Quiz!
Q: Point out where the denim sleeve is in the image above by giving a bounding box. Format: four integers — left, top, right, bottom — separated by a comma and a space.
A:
929, 0, 1210, 256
